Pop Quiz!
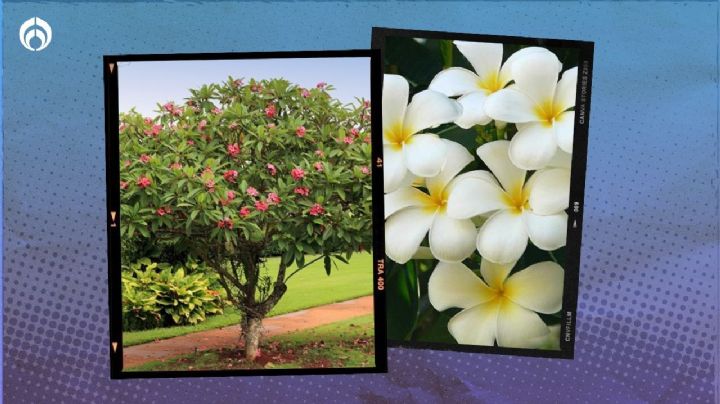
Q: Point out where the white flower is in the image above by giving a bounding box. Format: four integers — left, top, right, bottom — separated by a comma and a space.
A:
383, 74, 462, 193
428, 259, 563, 348
429, 41, 561, 129
447, 140, 569, 264
484, 51, 577, 170
385, 140, 479, 264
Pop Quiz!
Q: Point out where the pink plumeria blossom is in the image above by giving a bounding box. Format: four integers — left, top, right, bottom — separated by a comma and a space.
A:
119, 123, 127, 132
227, 143, 240, 157
217, 218, 233, 229
291, 167, 305, 181
313, 162, 324, 172
233, 79, 243, 88
350, 127, 360, 137
170, 162, 183, 170
316, 82, 327, 89
137, 176, 152, 188
294, 187, 310, 196
360, 166, 370, 175
246, 187, 259, 197
309, 203, 325, 216
223, 170, 238, 183
314, 149, 325, 157
296, 126, 306, 138
139, 154, 151, 164
144, 117, 153, 125
363, 100, 370, 109
301, 89, 311, 98
267, 192, 281, 205
187, 139, 195, 145
211, 107, 222, 115
205, 179, 215, 192
144, 124, 162, 137
265, 104, 276, 118
120, 181, 128, 190
255, 200, 269, 212
226, 190, 236, 201
163, 102, 175, 112
266, 163, 277, 176
343, 136, 354, 145
198, 120, 207, 131
202, 167, 213, 176
156, 207, 168, 216
251, 83, 263, 93
363, 135, 371, 144
124, 160, 132, 168
239, 206, 251, 217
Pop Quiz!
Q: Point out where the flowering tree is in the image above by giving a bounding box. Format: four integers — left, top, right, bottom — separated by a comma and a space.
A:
384, 38, 577, 349
120, 78, 372, 359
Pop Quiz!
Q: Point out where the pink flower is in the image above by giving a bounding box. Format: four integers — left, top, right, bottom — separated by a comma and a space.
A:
229, 123, 238, 130
216, 220, 226, 229
227, 143, 240, 157
170, 162, 183, 170
296, 126, 306, 138
198, 120, 207, 131
246, 187, 259, 197
139, 154, 151, 164
217, 218, 233, 229
156, 207, 167, 216
265, 104, 276, 118
360, 166, 370, 175
211, 107, 222, 115
119, 123, 127, 132
301, 89, 311, 98
267, 192, 281, 205
291, 167, 305, 180
343, 136, 354, 144
316, 82, 327, 89
313, 162, 324, 172
163, 102, 175, 112
205, 179, 215, 192
144, 124, 162, 137
226, 190, 236, 201
309, 203, 325, 216
144, 117, 153, 125
233, 79, 243, 88
314, 149, 325, 157
239, 207, 251, 217
202, 167, 213, 176
137, 176, 151, 188
266, 163, 277, 176
124, 160, 132, 168
363, 100, 370, 109
255, 200, 269, 212
186, 100, 195, 107
294, 187, 310, 196
187, 139, 195, 145
363, 136, 371, 144
120, 181, 128, 190
350, 127, 359, 137
223, 170, 238, 183
251, 83, 262, 93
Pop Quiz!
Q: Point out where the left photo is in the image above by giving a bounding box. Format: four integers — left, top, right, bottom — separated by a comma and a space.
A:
104, 50, 386, 377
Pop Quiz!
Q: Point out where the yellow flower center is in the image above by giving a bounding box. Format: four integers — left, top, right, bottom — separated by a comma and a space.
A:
501, 182, 529, 215
534, 99, 565, 127
384, 121, 412, 151
477, 71, 504, 94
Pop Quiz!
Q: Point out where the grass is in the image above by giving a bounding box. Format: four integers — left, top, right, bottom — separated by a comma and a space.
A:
126, 314, 375, 371
123, 252, 373, 347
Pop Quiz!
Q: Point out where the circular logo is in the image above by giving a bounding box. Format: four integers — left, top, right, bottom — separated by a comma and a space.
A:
19, 17, 52, 52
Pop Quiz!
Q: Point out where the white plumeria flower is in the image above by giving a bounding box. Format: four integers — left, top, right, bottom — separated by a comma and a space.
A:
429, 41, 561, 129
385, 140, 480, 264
383, 74, 462, 193
484, 51, 577, 170
428, 259, 563, 348
447, 140, 569, 264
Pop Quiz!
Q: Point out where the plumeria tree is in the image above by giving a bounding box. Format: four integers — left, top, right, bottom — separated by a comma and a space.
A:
383, 38, 577, 349
120, 78, 372, 359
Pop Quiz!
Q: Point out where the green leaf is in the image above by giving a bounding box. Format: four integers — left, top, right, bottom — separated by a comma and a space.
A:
324, 255, 331, 276
386, 259, 419, 340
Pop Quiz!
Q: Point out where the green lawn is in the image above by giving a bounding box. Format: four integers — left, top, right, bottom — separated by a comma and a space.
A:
126, 314, 375, 371
123, 252, 373, 347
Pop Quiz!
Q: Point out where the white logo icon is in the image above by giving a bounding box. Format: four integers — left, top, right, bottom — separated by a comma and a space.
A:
19, 17, 52, 52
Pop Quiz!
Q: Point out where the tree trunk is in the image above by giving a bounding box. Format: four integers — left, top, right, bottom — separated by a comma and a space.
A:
242, 315, 263, 360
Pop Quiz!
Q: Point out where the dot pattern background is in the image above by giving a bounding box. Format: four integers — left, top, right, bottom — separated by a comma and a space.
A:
3, 1, 718, 403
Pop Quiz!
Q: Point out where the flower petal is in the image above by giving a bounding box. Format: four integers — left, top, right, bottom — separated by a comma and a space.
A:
429, 215, 477, 263
403, 134, 448, 178
382, 74, 409, 138
511, 50, 561, 105
477, 210, 528, 264
499, 46, 561, 85
508, 123, 558, 170
454, 92, 491, 129
446, 174, 506, 219
476, 140, 526, 193
403, 90, 462, 135
526, 168, 571, 215
428, 261, 495, 311
447, 300, 501, 346
429, 67, 480, 97
480, 258, 515, 291
453, 41, 503, 84
425, 139, 474, 196
384, 187, 431, 219
484, 88, 538, 123
495, 299, 550, 348
555, 111, 575, 153
547, 149, 572, 169
385, 207, 436, 264
504, 261, 564, 314
525, 211, 567, 251
383, 145, 411, 193
554, 67, 578, 112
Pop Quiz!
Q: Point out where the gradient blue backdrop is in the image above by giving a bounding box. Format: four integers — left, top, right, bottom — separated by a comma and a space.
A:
3, 1, 718, 403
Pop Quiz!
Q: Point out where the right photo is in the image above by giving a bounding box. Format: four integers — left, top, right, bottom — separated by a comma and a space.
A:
374, 28, 593, 358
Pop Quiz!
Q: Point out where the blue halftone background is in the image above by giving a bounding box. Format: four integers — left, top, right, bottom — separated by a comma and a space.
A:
3, 1, 718, 403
